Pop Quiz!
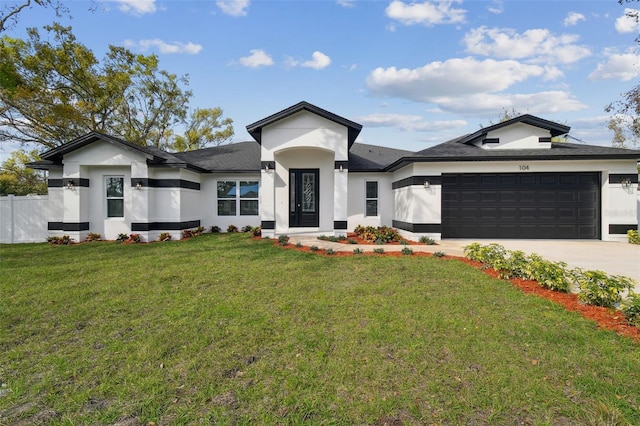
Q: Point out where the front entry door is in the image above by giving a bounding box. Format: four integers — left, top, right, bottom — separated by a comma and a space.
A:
290, 169, 319, 227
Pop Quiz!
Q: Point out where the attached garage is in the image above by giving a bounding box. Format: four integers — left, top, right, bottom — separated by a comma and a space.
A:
441, 172, 601, 239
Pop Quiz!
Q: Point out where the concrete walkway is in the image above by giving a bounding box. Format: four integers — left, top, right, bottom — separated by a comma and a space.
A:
287, 235, 640, 287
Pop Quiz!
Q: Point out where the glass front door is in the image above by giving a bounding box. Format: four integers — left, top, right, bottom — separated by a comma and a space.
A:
290, 169, 319, 227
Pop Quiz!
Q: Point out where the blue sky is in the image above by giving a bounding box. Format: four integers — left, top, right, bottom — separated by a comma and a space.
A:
3, 0, 640, 160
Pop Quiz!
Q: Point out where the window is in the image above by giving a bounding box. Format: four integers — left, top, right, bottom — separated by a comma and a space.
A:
365, 181, 378, 217
217, 180, 259, 216
106, 176, 124, 218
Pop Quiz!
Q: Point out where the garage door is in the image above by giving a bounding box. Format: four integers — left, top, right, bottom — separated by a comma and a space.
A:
441, 172, 600, 239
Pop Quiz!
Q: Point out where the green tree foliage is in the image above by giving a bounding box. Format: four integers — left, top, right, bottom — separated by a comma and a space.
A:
0, 149, 47, 195
0, 24, 233, 151
168, 107, 234, 152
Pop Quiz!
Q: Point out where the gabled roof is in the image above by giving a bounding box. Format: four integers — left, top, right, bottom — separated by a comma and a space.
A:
29, 131, 207, 172
458, 114, 570, 145
246, 101, 363, 147
174, 142, 261, 172
385, 136, 640, 171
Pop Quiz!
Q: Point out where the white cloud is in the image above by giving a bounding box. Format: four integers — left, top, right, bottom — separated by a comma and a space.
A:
337, 0, 356, 8
356, 113, 466, 132
564, 11, 585, 27
112, 0, 156, 15
216, 0, 250, 17
366, 57, 586, 116
434, 91, 586, 116
588, 49, 640, 81
385, 0, 466, 27
239, 49, 273, 68
487, 0, 503, 14
463, 26, 591, 65
124, 39, 203, 54
302, 51, 331, 70
615, 8, 640, 33
367, 57, 554, 101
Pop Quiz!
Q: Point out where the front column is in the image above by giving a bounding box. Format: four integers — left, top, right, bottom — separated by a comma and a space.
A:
260, 161, 276, 238
333, 161, 349, 237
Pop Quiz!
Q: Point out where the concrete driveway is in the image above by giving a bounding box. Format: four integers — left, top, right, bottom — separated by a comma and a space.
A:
288, 235, 640, 286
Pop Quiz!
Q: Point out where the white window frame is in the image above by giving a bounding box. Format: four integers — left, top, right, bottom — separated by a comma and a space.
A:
105, 176, 125, 219
217, 180, 259, 216
365, 180, 378, 217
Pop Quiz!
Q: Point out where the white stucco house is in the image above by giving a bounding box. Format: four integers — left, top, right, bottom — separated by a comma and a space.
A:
29, 101, 640, 243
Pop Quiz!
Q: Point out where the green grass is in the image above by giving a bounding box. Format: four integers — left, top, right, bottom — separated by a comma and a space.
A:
1, 233, 639, 425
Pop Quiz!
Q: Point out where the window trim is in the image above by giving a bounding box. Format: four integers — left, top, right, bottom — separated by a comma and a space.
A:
217, 179, 259, 216
365, 180, 378, 217
105, 176, 125, 219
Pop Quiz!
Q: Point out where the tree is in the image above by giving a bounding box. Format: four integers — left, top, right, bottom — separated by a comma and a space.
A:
0, 149, 47, 195
0, 24, 233, 151
0, 0, 68, 33
606, 1, 640, 148
168, 108, 234, 152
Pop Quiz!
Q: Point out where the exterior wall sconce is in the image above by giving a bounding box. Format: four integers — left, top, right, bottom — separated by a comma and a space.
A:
65, 180, 74, 189
621, 178, 632, 189
264, 163, 270, 172
424, 180, 430, 189
339, 164, 344, 172
135, 181, 143, 190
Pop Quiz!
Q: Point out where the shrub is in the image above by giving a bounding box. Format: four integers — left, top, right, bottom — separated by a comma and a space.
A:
241, 225, 253, 233
353, 248, 363, 254
295, 242, 303, 248
525, 256, 572, 292
419, 236, 436, 245
251, 226, 262, 237
227, 225, 238, 233
278, 234, 290, 246
373, 248, 384, 254
85, 233, 101, 242
127, 234, 141, 243
348, 238, 358, 244
310, 245, 319, 252
210, 226, 221, 233
576, 270, 635, 308
182, 229, 194, 239
621, 292, 640, 326
326, 248, 335, 255
629, 229, 640, 245
157, 232, 172, 242
401, 247, 413, 255
195, 226, 205, 235
433, 251, 446, 258
116, 233, 128, 242
47, 235, 74, 245
399, 240, 408, 245
354, 225, 401, 243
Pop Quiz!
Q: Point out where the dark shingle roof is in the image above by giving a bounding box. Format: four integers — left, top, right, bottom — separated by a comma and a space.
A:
174, 142, 261, 172
348, 143, 413, 171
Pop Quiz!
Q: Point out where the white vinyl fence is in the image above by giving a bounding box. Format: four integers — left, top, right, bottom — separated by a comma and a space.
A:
0, 195, 48, 244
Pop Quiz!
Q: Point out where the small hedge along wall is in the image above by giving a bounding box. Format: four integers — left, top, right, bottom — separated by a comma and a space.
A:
353, 225, 401, 244
463, 243, 639, 326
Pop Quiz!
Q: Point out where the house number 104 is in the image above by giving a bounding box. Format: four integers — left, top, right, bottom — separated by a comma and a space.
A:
519, 165, 530, 171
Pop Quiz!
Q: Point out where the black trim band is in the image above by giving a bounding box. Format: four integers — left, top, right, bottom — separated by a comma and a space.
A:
130, 178, 200, 190
482, 138, 500, 144
48, 178, 90, 188
131, 220, 201, 232
48, 222, 90, 231
334, 221, 348, 230
261, 221, 275, 230
609, 174, 639, 184
539, 137, 552, 143
392, 220, 441, 233
260, 161, 275, 171
335, 161, 349, 170
609, 224, 638, 234
392, 176, 442, 190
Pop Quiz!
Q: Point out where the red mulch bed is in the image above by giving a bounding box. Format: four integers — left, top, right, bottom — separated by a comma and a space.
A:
275, 239, 640, 343
331, 232, 428, 245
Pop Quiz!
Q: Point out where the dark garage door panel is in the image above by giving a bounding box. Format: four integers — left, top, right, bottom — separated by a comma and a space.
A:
441, 172, 600, 239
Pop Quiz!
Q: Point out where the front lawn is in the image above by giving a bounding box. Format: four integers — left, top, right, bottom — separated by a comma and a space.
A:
1, 234, 639, 425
